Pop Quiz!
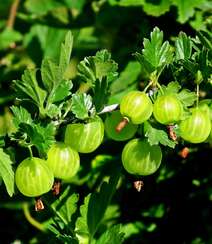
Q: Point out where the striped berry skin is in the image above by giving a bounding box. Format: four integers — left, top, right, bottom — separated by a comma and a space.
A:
47, 143, 80, 180
121, 139, 162, 176
65, 117, 104, 153
153, 95, 183, 125
105, 111, 138, 141
180, 108, 211, 143
120, 91, 153, 124
15, 157, 54, 197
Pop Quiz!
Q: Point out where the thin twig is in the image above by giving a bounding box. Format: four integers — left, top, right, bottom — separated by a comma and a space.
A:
7, 0, 20, 29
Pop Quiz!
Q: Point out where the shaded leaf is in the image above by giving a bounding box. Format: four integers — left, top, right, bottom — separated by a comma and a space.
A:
175, 32, 192, 60
110, 61, 140, 94
51, 186, 79, 225
75, 194, 90, 239
0, 149, 14, 197
93, 78, 109, 112
87, 172, 120, 238
96, 224, 125, 244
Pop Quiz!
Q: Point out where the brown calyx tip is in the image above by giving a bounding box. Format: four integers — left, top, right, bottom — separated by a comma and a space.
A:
35, 197, 44, 211
179, 147, 189, 159
52, 180, 62, 196
116, 117, 129, 133
167, 125, 177, 141
133, 180, 144, 192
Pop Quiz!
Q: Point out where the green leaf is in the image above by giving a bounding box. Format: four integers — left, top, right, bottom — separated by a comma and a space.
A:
143, 0, 171, 17
24, 24, 67, 59
108, 0, 144, 6
135, 27, 173, 75
41, 59, 73, 103
41, 58, 62, 92
176, 89, 196, 107
144, 122, 176, 148
175, 32, 192, 60
59, 31, 73, 74
160, 81, 181, 95
75, 194, 90, 240
10, 106, 32, 128
0, 149, 14, 197
96, 225, 125, 244
18, 122, 55, 156
93, 78, 109, 112
77, 49, 118, 87
71, 93, 95, 120
51, 186, 79, 225
14, 69, 47, 112
172, 0, 205, 23
25, 0, 63, 15
196, 31, 212, 50
110, 61, 140, 94
87, 172, 120, 238
0, 28, 22, 50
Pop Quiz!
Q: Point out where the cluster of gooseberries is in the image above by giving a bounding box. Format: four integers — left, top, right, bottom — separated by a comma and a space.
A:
14, 90, 211, 205
15, 117, 104, 206
105, 90, 211, 176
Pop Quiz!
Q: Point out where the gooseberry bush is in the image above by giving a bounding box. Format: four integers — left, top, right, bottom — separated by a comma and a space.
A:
0, 26, 211, 243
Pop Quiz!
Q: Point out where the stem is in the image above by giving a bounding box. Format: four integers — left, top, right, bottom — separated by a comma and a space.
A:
196, 84, 199, 107
144, 81, 153, 93
28, 146, 33, 158
7, 0, 20, 29
156, 81, 164, 94
22, 202, 45, 232
116, 117, 129, 132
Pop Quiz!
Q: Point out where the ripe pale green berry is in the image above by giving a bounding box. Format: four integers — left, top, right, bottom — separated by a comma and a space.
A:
153, 95, 183, 125
47, 143, 80, 180
15, 157, 54, 197
120, 91, 153, 124
180, 108, 211, 143
105, 111, 138, 141
65, 116, 104, 153
122, 139, 162, 176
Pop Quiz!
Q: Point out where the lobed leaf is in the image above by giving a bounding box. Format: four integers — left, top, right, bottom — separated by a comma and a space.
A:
175, 32, 192, 60
71, 93, 95, 120
10, 106, 32, 128
144, 122, 176, 148
77, 49, 118, 87
135, 27, 173, 76
15, 69, 47, 110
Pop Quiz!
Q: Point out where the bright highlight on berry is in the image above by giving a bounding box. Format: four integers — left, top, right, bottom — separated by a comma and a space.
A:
15, 157, 54, 197
121, 139, 162, 176
47, 142, 80, 180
